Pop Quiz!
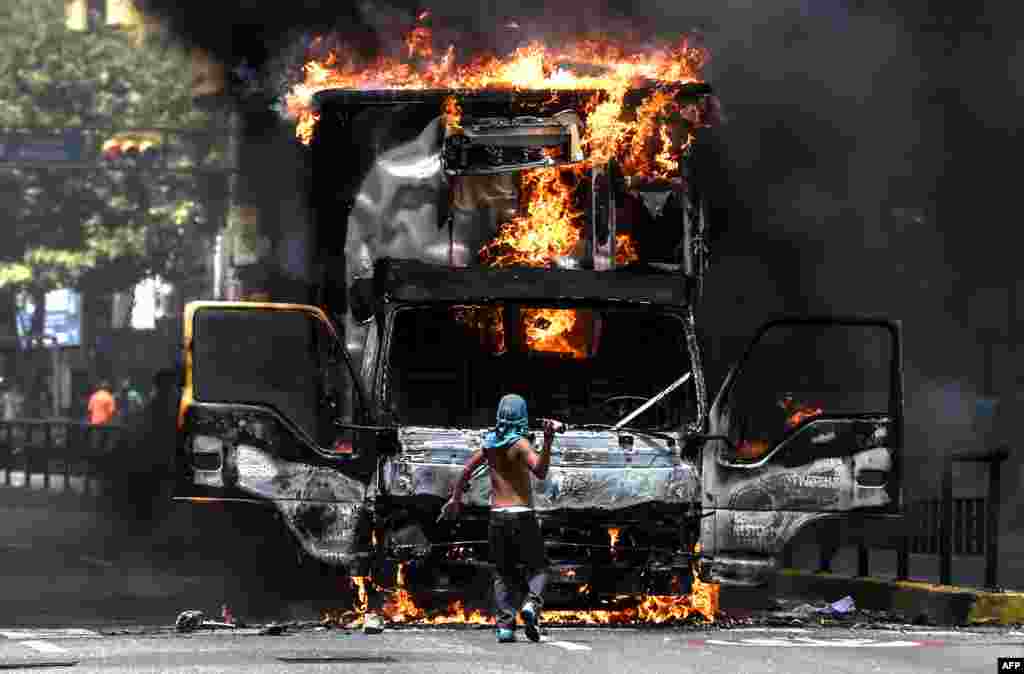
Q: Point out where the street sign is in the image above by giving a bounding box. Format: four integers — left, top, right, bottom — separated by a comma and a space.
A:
15, 289, 82, 348
0, 131, 84, 162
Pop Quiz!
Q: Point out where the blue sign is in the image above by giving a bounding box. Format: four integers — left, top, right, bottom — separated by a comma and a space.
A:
15, 289, 81, 348
0, 131, 85, 163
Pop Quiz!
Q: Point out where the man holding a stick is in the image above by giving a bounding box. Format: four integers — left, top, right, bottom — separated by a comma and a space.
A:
441, 393, 564, 643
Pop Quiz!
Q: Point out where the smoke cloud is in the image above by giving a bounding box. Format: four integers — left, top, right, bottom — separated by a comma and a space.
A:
141, 0, 1017, 494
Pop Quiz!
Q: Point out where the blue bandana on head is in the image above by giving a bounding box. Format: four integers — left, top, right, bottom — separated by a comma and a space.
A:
482, 394, 529, 450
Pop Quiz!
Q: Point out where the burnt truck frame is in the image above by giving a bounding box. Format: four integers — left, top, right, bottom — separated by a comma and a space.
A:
175, 85, 904, 597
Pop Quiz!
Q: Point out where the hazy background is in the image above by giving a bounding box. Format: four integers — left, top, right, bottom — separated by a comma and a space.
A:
141, 0, 1019, 497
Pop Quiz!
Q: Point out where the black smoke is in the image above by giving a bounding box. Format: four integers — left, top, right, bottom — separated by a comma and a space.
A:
141, 0, 1019, 495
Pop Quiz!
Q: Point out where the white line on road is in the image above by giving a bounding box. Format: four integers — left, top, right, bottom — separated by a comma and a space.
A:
0, 628, 99, 639
546, 640, 591, 651
21, 640, 69, 655
727, 628, 813, 633
703, 637, 928, 648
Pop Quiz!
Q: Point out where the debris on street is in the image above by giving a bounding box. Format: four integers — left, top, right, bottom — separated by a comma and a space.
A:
819, 596, 856, 615
174, 609, 240, 633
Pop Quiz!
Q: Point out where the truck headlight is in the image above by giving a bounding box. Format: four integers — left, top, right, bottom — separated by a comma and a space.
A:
191, 435, 223, 471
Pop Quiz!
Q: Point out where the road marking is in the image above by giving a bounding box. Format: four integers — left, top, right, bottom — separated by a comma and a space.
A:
0, 629, 99, 640
547, 640, 591, 651
728, 628, 813, 633
701, 637, 933, 648
21, 640, 69, 655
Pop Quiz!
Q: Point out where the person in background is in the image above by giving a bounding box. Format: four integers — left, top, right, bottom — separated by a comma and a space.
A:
0, 379, 24, 421
88, 380, 117, 426
117, 378, 144, 420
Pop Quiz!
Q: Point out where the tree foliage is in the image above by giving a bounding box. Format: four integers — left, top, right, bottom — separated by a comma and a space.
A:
0, 0, 225, 300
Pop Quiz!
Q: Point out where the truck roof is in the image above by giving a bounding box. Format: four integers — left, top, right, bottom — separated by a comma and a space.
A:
357, 258, 691, 308
312, 82, 713, 112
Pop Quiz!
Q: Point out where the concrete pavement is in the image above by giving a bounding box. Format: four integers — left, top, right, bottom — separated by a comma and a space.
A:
0, 623, 1020, 673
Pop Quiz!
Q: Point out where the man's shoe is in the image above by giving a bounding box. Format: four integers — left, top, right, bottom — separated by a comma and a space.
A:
520, 602, 541, 643
496, 627, 516, 643
363, 612, 384, 635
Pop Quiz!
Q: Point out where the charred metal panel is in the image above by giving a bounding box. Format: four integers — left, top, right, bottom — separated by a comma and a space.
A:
231, 443, 368, 567
367, 258, 691, 306
702, 553, 778, 586
443, 111, 584, 175
705, 419, 894, 512
345, 115, 450, 288
372, 426, 699, 510
700, 416, 895, 563
701, 509, 833, 557
313, 85, 714, 112
182, 405, 371, 569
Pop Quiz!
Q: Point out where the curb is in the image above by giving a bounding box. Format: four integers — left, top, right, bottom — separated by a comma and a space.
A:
773, 569, 1024, 625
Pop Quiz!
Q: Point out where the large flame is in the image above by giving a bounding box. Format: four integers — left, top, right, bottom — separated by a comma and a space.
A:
285, 14, 710, 166
289, 15, 713, 358
479, 167, 582, 268
327, 562, 719, 628
522, 308, 586, 358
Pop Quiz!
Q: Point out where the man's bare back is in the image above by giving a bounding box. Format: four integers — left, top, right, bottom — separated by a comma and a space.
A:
486, 438, 538, 508
442, 419, 559, 519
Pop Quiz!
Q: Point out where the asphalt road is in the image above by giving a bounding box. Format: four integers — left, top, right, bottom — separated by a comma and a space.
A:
0, 624, 1021, 673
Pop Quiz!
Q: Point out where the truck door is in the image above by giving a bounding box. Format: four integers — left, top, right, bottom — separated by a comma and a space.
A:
701, 317, 903, 584
176, 301, 394, 503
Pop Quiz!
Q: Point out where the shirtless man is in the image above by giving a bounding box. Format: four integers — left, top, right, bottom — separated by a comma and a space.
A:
441, 394, 562, 643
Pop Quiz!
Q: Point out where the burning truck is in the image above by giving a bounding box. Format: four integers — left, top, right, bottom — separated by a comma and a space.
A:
175, 23, 904, 624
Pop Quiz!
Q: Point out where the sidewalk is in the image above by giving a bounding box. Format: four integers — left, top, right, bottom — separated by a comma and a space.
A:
780, 540, 1024, 625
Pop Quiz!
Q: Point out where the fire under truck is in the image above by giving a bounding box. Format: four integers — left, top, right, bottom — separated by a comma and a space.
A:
175, 84, 904, 604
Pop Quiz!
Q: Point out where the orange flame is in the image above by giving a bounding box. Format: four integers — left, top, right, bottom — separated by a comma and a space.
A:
608, 527, 621, 560
443, 95, 462, 131
615, 233, 639, 265
405, 12, 433, 60
351, 576, 370, 613
522, 308, 586, 358
787, 406, 823, 429
286, 21, 713, 277
780, 396, 824, 429
479, 168, 582, 267
285, 26, 709, 157
327, 562, 719, 627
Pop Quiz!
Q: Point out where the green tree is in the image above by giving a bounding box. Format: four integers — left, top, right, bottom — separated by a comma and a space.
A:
0, 0, 226, 340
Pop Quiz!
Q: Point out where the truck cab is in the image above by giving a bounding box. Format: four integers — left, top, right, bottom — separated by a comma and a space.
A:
177, 281, 903, 595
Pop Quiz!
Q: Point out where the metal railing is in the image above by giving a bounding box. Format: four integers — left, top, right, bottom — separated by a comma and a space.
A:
0, 419, 124, 496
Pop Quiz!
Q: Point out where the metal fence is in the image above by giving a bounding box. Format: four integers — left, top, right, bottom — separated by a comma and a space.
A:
0, 419, 124, 496
907, 497, 987, 556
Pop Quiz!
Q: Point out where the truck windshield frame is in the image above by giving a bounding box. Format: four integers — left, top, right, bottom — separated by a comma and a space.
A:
382, 303, 697, 430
